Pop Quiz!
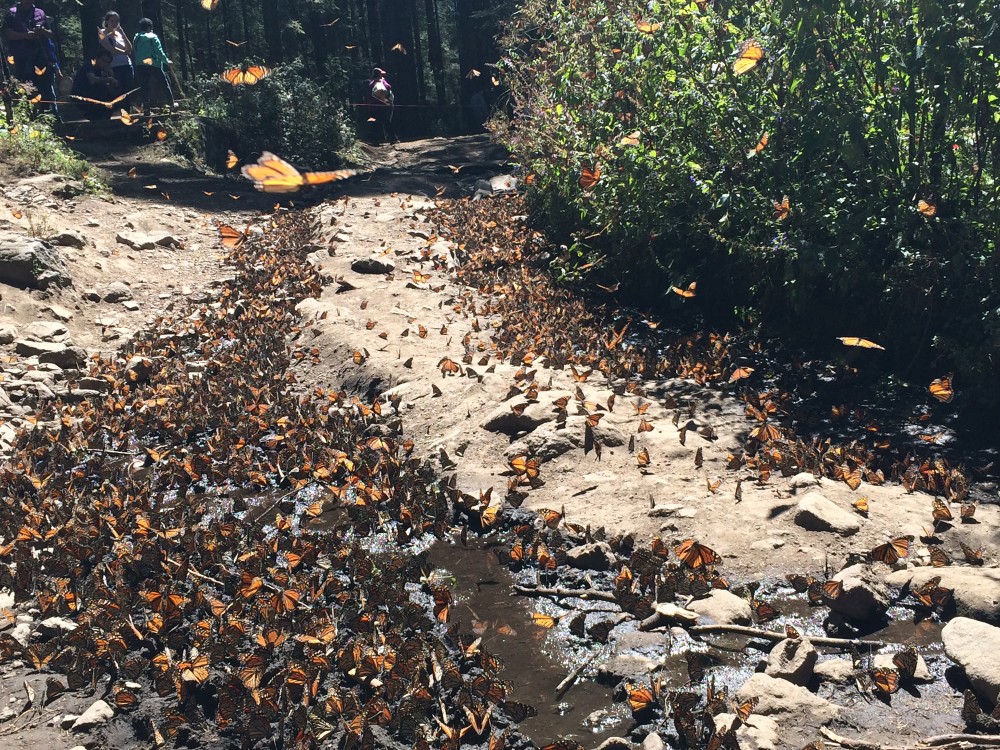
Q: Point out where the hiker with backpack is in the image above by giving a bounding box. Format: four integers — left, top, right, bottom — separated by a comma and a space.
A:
366, 67, 397, 144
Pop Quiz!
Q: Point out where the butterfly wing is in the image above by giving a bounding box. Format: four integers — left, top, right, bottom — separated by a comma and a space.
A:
243, 66, 272, 85
733, 40, 764, 74
242, 152, 304, 193
221, 68, 245, 85
301, 169, 360, 186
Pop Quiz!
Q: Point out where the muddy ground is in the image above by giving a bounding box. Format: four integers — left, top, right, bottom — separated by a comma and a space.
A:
0, 134, 996, 750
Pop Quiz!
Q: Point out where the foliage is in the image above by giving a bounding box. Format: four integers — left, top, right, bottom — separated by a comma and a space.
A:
178, 60, 357, 169
0, 96, 102, 191
495, 0, 1000, 416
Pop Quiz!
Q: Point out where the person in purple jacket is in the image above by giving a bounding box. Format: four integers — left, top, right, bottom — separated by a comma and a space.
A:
3, 0, 59, 118
365, 67, 397, 144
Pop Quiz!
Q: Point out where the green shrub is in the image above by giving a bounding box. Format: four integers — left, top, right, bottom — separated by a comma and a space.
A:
495, 0, 1000, 416
0, 95, 102, 190
176, 59, 356, 169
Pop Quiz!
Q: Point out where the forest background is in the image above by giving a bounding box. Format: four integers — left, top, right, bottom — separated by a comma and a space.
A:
7, 0, 1000, 426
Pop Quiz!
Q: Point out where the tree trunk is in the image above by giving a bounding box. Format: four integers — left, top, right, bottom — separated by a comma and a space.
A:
79, 0, 105, 59
117, 0, 142, 41
175, 0, 189, 80
425, 0, 446, 105
261, 0, 283, 64
142, 0, 164, 35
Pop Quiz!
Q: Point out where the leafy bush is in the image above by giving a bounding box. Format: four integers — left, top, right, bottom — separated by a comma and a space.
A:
177, 59, 356, 169
495, 0, 1000, 416
0, 94, 101, 190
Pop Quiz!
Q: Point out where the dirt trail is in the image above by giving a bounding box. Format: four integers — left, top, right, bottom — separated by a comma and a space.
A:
0, 135, 996, 750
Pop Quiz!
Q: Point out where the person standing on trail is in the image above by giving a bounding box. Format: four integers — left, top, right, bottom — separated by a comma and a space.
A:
2, 0, 60, 119
365, 67, 397, 145
98, 11, 132, 101
132, 17, 174, 116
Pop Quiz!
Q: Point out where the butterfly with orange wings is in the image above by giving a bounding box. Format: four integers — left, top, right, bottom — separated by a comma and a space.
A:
241, 152, 358, 193
220, 65, 271, 86
733, 39, 764, 74
69, 87, 140, 110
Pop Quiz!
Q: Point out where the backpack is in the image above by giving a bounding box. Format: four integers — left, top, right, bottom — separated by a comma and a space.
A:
371, 79, 391, 104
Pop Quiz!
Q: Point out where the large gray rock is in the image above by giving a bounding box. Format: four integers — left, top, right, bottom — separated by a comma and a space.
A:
71, 699, 114, 731
0, 232, 72, 290
827, 564, 890, 623
887, 567, 1000, 625
794, 491, 860, 535
22, 321, 67, 341
765, 637, 818, 685
38, 345, 86, 369
15, 339, 66, 358
736, 673, 838, 724
943, 617, 1000, 705
686, 590, 753, 625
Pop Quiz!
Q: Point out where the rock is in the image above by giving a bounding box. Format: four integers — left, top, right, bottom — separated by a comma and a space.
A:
10, 620, 32, 646
596, 630, 665, 686
116, 231, 181, 250
736, 674, 838, 724
15, 339, 66, 358
71, 699, 114, 731
652, 602, 699, 625
566, 542, 616, 571
714, 713, 779, 750
794, 491, 860, 535
0, 232, 72, 290
686, 590, 753, 625
506, 423, 579, 461
790, 472, 820, 490
101, 282, 133, 302
43, 303, 74, 322
482, 400, 553, 435
826, 564, 890, 623
351, 257, 395, 274
82, 289, 101, 302
886, 567, 1000, 625
22, 321, 67, 341
943, 617, 1000, 705
765, 638, 818, 685
46, 231, 87, 249
0, 325, 16, 344
36, 616, 78, 639
814, 658, 854, 683
59, 714, 80, 729
0, 706, 17, 723
38, 345, 86, 369
593, 739, 632, 750
122, 300, 140, 311
873, 652, 932, 682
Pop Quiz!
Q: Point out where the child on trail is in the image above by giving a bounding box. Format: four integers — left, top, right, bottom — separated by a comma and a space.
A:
365, 67, 397, 144
98, 11, 132, 98
132, 17, 174, 115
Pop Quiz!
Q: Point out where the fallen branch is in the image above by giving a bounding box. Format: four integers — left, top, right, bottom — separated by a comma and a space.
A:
820, 726, 1000, 749
513, 584, 618, 603
689, 624, 888, 650
554, 658, 589, 700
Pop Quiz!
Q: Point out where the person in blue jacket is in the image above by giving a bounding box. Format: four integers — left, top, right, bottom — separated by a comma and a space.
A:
2, 0, 60, 119
132, 17, 173, 115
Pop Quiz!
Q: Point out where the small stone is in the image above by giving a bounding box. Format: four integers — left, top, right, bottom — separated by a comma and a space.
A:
36, 616, 78, 639
886, 567, 1000, 625
351, 257, 395, 274
0, 324, 16, 344
814, 658, 855, 683
873, 652, 932, 682
675, 508, 698, 518
116, 231, 181, 250
72, 699, 114, 731
45, 231, 87, 249
827, 564, 890, 623
101, 282, 133, 302
82, 289, 101, 302
736, 673, 838, 724
60, 714, 80, 729
640, 733, 665, 750
593, 739, 631, 750
790, 472, 821, 490
566, 542, 616, 571
38, 345, 86, 369
43, 303, 74, 322
686, 590, 753, 625
765, 637, 818, 685
22, 321, 67, 341
794, 491, 861, 535
122, 300, 140, 311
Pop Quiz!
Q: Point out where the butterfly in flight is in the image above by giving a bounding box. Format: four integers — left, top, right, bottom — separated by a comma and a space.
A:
241, 152, 358, 193
220, 65, 271, 86
70, 87, 140, 109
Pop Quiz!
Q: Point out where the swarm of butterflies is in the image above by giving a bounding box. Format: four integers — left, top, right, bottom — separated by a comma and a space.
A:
0, 208, 548, 750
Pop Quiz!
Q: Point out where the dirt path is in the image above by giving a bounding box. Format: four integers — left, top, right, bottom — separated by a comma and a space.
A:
0, 135, 996, 750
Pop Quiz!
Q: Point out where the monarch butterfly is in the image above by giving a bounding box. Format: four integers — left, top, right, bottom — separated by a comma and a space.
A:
785, 624, 801, 639
625, 678, 660, 713
531, 612, 561, 628
675, 539, 721, 568
619, 130, 641, 147
870, 667, 900, 696
636, 447, 651, 468
201, 0, 221, 9
870, 535, 912, 565
960, 540, 984, 565
837, 336, 885, 350
892, 647, 919, 680
929, 374, 954, 403
732, 696, 758, 723
772, 194, 790, 221
462, 704, 492, 735
433, 587, 451, 622
241, 152, 358, 193
69, 87, 140, 109
706, 477, 721, 493
729, 366, 754, 382
685, 651, 709, 682
636, 20, 663, 33
733, 39, 764, 75
750, 421, 782, 442
917, 199, 937, 217
960, 502, 976, 522
226, 150, 239, 169
928, 545, 951, 567
932, 498, 953, 524
217, 223, 248, 249
538, 506, 564, 528
822, 579, 843, 600
503, 700, 537, 723
508, 454, 540, 479
853, 496, 869, 516
220, 65, 271, 86
751, 599, 779, 623
579, 165, 601, 190
672, 281, 697, 298
748, 132, 769, 158
118, 108, 137, 126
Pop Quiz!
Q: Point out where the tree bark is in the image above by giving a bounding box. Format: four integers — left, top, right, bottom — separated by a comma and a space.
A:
79, 0, 106, 59
425, 0, 446, 105
261, 0, 283, 64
